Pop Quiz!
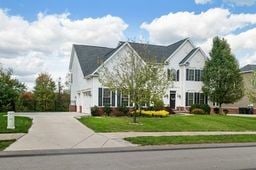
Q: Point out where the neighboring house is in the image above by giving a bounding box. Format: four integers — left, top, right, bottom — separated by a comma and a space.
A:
222, 64, 256, 110
68, 38, 208, 114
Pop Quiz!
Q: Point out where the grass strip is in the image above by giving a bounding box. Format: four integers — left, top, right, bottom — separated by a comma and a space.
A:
0, 140, 15, 150
124, 135, 256, 145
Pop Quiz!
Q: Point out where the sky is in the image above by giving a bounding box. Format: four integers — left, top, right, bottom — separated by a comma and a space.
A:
0, 0, 256, 90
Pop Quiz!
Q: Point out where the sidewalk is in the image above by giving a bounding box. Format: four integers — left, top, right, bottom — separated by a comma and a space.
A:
0, 133, 25, 140
99, 131, 256, 139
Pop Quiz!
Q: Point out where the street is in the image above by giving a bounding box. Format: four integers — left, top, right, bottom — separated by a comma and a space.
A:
1, 146, 256, 170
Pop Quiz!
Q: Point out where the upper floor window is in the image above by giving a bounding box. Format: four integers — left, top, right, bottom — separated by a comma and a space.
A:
186, 69, 203, 81
168, 69, 179, 81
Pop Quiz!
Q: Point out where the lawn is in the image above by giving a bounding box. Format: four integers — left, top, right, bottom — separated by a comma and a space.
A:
125, 135, 256, 145
79, 115, 256, 132
0, 140, 15, 150
0, 113, 32, 133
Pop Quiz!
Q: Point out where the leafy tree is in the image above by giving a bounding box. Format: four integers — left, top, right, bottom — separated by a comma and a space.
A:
16, 91, 34, 111
247, 71, 256, 103
202, 36, 243, 114
34, 73, 56, 111
0, 67, 26, 111
99, 44, 171, 122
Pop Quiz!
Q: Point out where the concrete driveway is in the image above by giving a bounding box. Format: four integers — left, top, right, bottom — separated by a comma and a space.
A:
5, 112, 134, 151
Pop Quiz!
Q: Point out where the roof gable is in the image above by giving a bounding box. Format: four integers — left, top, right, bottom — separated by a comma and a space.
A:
179, 48, 199, 64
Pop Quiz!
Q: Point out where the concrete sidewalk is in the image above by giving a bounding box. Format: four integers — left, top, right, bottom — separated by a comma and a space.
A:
99, 131, 256, 139
0, 133, 25, 140
5, 112, 134, 151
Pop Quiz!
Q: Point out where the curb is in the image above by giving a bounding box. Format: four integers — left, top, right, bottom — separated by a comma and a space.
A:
1, 142, 256, 158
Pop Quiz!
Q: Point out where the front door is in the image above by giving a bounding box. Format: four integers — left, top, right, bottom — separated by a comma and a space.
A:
170, 91, 176, 109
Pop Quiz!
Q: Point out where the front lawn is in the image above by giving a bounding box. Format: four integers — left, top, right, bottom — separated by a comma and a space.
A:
0, 113, 32, 133
125, 135, 256, 145
0, 140, 15, 150
79, 115, 256, 132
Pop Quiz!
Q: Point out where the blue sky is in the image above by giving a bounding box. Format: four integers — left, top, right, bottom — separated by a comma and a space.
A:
0, 0, 256, 88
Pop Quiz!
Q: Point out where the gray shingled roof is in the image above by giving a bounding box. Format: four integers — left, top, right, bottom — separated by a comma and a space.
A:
127, 38, 187, 62
240, 64, 256, 72
73, 38, 188, 77
179, 48, 198, 64
73, 45, 114, 77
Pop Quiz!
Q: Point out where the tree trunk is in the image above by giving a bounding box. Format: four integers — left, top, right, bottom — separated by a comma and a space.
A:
133, 103, 138, 123
219, 103, 222, 115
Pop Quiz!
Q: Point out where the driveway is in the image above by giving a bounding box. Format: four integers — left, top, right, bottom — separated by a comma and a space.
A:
5, 112, 134, 151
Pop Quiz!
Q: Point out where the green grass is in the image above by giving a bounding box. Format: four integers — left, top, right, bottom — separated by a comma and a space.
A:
0, 140, 15, 150
125, 135, 256, 145
79, 115, 256, 132
0, 113, 32, 133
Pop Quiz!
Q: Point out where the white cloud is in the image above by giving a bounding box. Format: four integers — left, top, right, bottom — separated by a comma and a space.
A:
141, 8, 256, 44
0, 9, 128, 90
141, 8, 256, 67
194, 0, 212, 5
224, 0, 256, 6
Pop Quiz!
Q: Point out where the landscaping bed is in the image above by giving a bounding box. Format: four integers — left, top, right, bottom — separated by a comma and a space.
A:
79, 115, 256, 132
125, 135, 256, 145
0, 113, 32, 133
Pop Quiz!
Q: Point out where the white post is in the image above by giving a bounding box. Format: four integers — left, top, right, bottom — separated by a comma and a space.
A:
7, 111, 15, 129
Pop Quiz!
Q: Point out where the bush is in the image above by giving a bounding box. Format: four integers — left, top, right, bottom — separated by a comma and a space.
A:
152, 99, 164, 111
91, 106, 100, 116
191, 108, 205, 115
190, 104, 210, 114
223, 109, 229, 114
132, 110, 169, 117
239, 107, 249, 114
213, 108, 219, 114
103, 106, 112, 116
117, 106, 129, 116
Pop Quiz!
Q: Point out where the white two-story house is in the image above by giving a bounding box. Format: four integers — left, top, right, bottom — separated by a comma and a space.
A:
69, 38, 208, 114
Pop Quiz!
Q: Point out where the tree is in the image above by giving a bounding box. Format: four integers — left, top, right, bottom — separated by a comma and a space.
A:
0, 67, 26, 111
99, 44, 171, 122
247, 71, 256, 103
34, 73, 56, 111
202, 36, 243, 114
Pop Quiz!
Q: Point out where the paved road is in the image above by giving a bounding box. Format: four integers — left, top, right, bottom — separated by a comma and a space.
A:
6, 112, 134, 151
1, 146, 256, 170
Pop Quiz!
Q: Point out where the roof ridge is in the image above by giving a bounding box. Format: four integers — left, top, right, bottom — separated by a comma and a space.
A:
73, 44, 114, 49
120, 38, 189, 48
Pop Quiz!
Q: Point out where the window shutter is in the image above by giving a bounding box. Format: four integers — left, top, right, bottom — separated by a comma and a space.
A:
186, 69, 189, 80
98, 88, 102, 106
167, 69, 171, 80
176, 70, 179, 81
185, 92, 188, 106
200, 70, 204, 81
111, 91, 115, 106
117, 91, 121, 106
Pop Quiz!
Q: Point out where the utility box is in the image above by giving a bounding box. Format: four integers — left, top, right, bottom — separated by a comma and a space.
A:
7, 111, 15, 129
